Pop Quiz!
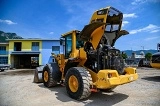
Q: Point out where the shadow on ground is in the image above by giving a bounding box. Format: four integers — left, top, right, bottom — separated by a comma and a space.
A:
142, 76, 160, 82
38, 83, 128, 106
0, 69, 34, 76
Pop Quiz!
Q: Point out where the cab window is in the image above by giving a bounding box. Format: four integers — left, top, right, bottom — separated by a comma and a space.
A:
65, 34, 72, 58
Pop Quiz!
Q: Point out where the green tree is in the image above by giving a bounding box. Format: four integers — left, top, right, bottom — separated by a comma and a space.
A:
145, 53, 152, 60
121, 52, 128, 59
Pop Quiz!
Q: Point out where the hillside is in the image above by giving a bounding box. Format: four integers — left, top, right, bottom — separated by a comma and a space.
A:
0, 30, 23, 42
122, 50, 158, 56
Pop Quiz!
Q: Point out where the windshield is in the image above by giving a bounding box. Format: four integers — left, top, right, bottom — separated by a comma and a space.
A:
108, 7, 121, 16
106, 24, 119, 32
105, 7, 122, 32
76, 33, 84, 48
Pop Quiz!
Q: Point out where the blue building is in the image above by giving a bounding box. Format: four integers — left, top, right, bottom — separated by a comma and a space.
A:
41, 39, 63, 65
0, 39, 62, 68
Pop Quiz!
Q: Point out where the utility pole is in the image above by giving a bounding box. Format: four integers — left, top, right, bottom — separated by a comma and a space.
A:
141, 46, 144, 50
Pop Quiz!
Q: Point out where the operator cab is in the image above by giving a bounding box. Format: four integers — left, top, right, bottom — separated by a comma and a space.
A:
60, 30, 84, 59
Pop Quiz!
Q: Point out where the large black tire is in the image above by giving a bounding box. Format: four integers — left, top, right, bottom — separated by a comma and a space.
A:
65, 67, 92, 100
42, 64, 57, 87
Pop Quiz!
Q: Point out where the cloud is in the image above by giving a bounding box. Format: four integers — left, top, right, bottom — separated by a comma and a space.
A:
131, 0, 160, 5
150, 30, 160, 33
123, 13, 137, 18
130, 24, 160, 34
122, 21, 129, 27
131, 0, 147, 5
49, 32, 54, 34
0, 19, 17, 25
145, 36, 159, 41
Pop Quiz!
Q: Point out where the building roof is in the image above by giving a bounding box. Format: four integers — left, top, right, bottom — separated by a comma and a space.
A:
7, 39, 59, 41
0, 42, 9, 45
11, 51, 40, 55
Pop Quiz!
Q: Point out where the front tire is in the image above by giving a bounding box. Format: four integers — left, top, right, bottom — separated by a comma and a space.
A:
42, 65, 57, 87
65, 67, 92, 100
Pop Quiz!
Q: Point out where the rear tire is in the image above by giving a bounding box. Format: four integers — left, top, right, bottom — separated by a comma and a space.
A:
65, 67, 92, 100
42, 65, 57, 87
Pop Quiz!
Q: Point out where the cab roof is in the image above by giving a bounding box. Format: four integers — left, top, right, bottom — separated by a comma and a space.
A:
61, 30, 80, 37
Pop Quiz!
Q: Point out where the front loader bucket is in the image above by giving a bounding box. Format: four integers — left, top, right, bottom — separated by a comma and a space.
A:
33, 66, 44, 83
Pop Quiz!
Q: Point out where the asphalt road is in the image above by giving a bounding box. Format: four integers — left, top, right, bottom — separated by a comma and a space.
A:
0, 67, 160, 106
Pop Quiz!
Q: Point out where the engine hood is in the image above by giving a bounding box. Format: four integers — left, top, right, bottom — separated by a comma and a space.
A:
79, 22, 106, 41
79, 22, 129, 46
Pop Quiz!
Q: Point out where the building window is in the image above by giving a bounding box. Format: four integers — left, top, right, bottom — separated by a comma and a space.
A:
31, 57, 39, 67
0, 46, 6, 51
0, 57, 8, 64
0, 46, 7, 55
32, 42, 39, 51
14, 42, 22, 51
52, 46, 60, 54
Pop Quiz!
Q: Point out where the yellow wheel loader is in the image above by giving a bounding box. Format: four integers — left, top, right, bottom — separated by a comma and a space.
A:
41, 6, 138, 100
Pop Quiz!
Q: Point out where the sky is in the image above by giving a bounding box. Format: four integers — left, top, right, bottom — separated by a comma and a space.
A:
0, 0, 160, 50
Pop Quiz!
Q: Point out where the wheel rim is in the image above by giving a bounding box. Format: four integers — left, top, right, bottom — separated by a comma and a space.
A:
69, 75, 79, 92
44, 71, 48, 82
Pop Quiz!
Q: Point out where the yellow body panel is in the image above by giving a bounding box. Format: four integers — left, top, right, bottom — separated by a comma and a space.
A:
89, 7, 108, 50
95, 68, 138, 89
124, 67, 136, 74
90, 26, 105, 50
150, 63, 160, 69
55, 54, 65, 74
70, 31, 78, 58
87, 68, 97, 83
78, 48, 87, 66
89, 7, 109, 24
